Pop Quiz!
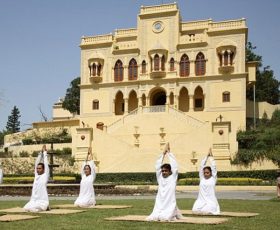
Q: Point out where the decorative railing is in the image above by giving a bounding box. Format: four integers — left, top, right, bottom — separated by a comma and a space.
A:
115, 28, 137, 37
181, 18, 246, 32
181, 19, 211, 31
209, 19, 246, 31
142, 105, 166, 113
140, 3, 177, 14
81, 34, 113, 45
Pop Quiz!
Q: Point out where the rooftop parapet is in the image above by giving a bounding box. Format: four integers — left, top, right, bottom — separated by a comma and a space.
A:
80, 34, 113, 46
115, 28, 137, 39
139, 2, 178, 16
181, 18, 247, 32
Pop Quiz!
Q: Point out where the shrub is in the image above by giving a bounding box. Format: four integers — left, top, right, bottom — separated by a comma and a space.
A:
22, 138, 33, 145
0, 151, 13, 158
32, 151, 39, 157
19, 151, 29, 157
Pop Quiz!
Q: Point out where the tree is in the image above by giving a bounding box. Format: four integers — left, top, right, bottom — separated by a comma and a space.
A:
62, 77, 80, 115
233, 109, 280, 167
246, 42, 280, 104
6, 106, 21, 133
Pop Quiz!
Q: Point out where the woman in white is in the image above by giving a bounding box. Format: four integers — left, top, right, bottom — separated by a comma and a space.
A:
74, 150, 96, 208
192, 148, 220, 215
24, 145, 49, 212
147, 144, 181, 221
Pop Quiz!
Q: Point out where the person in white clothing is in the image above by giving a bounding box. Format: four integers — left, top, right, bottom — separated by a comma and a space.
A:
192, 148, 220, 215
74, 149, 96, 208
0, 164, 3, 184
24, 145, 49, 212
147, 143, 181, 221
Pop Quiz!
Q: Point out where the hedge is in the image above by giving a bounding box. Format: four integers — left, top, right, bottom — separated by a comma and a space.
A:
3, 176, 76, 184
2, 169, 278, 185
178, 178, 267, 186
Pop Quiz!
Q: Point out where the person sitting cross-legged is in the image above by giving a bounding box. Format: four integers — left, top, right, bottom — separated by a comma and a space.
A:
147, 143, 182, 221
74, 149, 96, 208
23, 145, 49, 212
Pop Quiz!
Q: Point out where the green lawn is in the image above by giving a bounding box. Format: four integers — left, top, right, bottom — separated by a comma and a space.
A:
0, 198, 279, 230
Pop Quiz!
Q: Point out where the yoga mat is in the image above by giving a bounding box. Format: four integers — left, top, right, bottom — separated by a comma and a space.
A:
181, 210, 259, 217
0, 207, 85, 215
105, 215, 228, 224
0, 214, 39, 222
52, 204, 132, 209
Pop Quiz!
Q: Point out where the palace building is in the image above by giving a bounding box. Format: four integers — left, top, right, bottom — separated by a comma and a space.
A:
74, 3, 257, 172
6, 3, 268, 173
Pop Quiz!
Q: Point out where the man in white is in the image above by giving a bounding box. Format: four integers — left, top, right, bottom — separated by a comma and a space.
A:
24, 145, 49, 212
147, 144, 181, 221
74, 149, 96, 208
192, 148, 220, 214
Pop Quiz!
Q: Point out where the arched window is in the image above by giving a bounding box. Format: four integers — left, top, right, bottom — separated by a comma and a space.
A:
141, 60, 146, 74
179, 54, 190, 77
161, 55, 165, 71
93, 64, 97, 76
223, 91, 230, 102
92, 100, 99, 110
195, 52, 206, 76
114, 60, 123, 82
154, 54, 160, 71
128, 59, 138, 80
170, 58, 175, 71
224, 51, 229, 66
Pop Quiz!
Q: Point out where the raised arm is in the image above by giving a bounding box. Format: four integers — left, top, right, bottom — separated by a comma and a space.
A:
34, 152, 43, 176
81, 161, 87, 176
167, 152, 178, 179
155, 153, 164, 182
209, 157, 217, 179
42, 150, 49, 177
199, 156, 208, 179
88, 160, 96, 181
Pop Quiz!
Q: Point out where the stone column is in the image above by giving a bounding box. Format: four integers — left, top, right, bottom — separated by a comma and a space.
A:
124, 98, 128, 114
189, 95, 194, 111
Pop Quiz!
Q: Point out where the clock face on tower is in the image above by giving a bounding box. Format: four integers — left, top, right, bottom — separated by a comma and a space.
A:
152, 21, 164, 33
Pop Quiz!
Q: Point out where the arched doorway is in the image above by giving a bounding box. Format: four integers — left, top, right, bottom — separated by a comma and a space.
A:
115, 91, 124, 115
179, 87, 189, 112
194, 86, 204, 111
149, 88, 166, 106
128, 90, 138, 112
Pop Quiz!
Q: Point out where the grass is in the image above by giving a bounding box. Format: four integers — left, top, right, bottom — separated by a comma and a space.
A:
0, 198, 279, 230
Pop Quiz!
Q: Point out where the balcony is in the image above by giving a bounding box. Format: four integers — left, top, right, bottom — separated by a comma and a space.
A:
89, 75, 102, 83
150, 70, 166, 78
218, 65, 234, 74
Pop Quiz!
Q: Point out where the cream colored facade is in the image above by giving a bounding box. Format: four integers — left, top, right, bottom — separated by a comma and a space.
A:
75, 3, 256, 172
6, 3, 278, 173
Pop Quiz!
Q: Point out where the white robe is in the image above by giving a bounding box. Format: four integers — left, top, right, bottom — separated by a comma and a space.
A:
192, 157, 220, 215
24, 151, 49, 212
74, 160, 96, 207
147, 152, 181, 221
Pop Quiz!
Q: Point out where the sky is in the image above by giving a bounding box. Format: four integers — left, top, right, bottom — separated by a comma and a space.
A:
0, 0, 279, 131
